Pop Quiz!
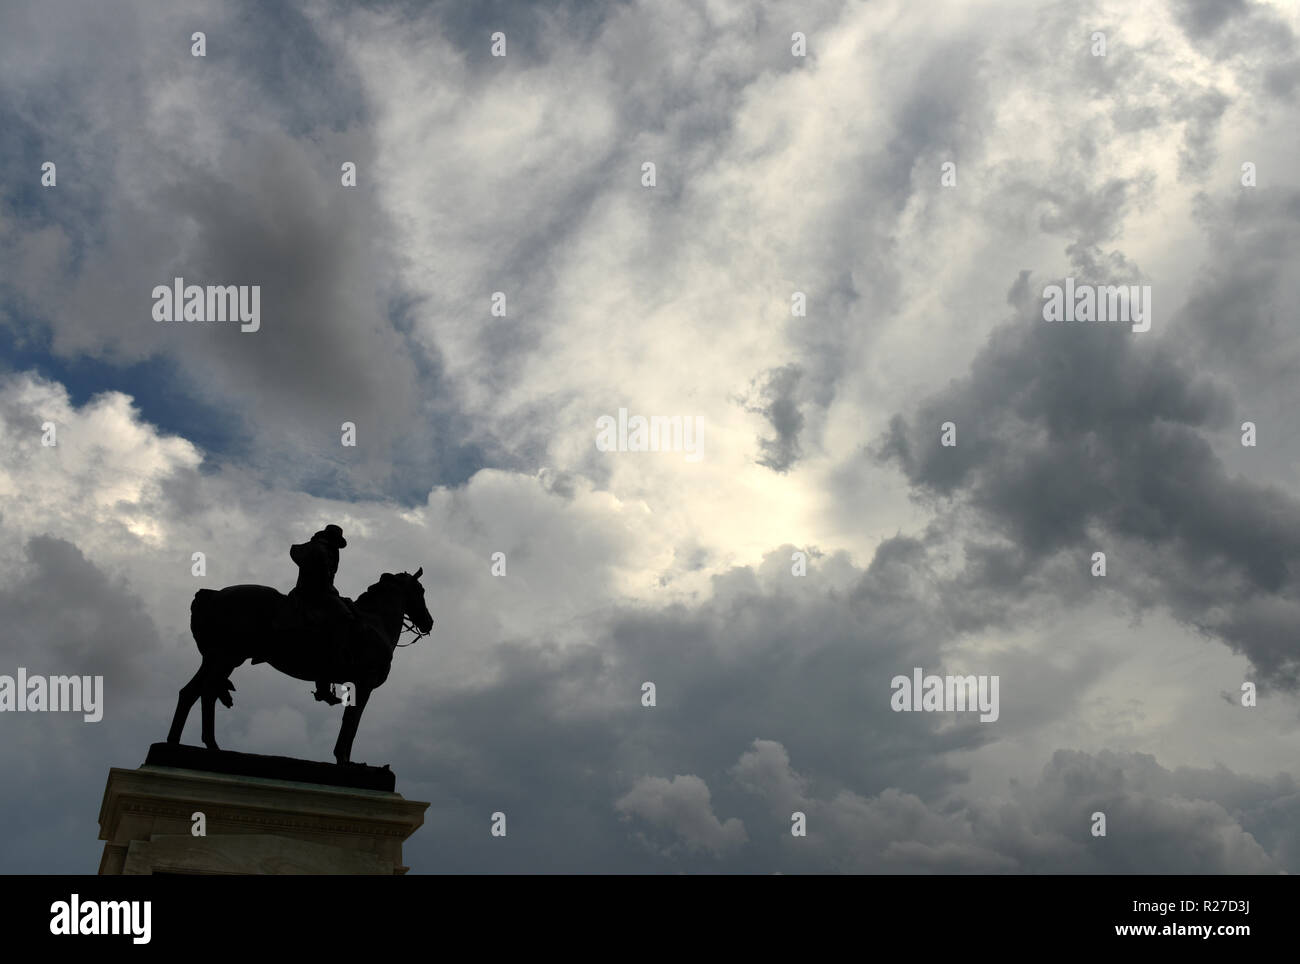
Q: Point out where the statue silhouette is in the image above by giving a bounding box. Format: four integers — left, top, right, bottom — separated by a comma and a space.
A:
285, 524, 359, 706
166, 531, 433, 764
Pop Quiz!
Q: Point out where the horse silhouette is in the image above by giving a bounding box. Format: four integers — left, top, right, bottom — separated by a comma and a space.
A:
166, 567, 433, 764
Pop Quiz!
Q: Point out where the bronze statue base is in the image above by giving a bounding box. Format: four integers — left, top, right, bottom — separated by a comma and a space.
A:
144, 742, 395, 792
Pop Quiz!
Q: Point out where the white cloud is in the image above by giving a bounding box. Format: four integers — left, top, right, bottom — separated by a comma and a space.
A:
616, 773, 747, 856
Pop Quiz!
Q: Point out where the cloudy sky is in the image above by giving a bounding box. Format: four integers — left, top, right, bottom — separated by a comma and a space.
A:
2, 0, 1299, 874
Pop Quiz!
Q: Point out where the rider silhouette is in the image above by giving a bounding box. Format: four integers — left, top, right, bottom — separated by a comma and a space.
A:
288, 524, 358, 706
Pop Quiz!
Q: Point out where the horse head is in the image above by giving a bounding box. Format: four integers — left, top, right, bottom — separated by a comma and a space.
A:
384, 566, 434, 635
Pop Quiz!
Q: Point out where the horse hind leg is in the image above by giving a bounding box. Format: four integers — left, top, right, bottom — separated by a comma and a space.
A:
199, 667, 237, 751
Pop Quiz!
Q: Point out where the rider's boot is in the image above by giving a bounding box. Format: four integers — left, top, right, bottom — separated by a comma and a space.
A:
314, 682, 342, 705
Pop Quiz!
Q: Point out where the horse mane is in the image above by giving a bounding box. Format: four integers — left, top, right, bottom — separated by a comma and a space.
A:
355, 573, 399, 611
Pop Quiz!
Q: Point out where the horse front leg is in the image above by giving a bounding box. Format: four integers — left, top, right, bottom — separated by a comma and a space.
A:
333, 684, 371, 764
166, 668, 204, 744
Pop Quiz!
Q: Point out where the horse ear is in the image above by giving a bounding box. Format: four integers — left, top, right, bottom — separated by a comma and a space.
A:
414, 567, 423, 579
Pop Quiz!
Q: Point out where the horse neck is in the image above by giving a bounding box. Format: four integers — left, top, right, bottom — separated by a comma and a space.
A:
356, 584, 404, 646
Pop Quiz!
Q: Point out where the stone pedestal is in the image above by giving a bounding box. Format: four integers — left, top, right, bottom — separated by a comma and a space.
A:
98, 746, 429, 874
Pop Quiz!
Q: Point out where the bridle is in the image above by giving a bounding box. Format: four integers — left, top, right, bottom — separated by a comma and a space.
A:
396, 615, 429, 647
358, 568, 431, 648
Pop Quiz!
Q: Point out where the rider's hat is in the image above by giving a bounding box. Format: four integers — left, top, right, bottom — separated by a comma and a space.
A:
313, 524, 348, 549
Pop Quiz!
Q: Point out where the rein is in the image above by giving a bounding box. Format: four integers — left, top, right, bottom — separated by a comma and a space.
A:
396, 616, 429, 647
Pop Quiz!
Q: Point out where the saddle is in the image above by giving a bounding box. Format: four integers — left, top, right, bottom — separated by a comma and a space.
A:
258, 593, 374, 678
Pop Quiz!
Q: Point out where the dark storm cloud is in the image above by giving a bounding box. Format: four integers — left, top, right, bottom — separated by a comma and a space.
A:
337, 0, 632, 71
1174, 0, 1251, 39
0, 535, 161, 687
734, 742, 1293, 872
1173, 88, 1231, 180
1171, 0, 1300, 102
0, 541, 171, 874
395, 544, 974, 871
131, 131, 431, 491
876, 250, 1300, 688
740, 364, 805, 472
1182, 190, 1300, 383
993, 749, 1296, 873
376, 543, 1113, 872
1030, 177, 1150, 248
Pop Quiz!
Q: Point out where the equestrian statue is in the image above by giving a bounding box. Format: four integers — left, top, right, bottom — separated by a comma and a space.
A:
165, 525, 434, 764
